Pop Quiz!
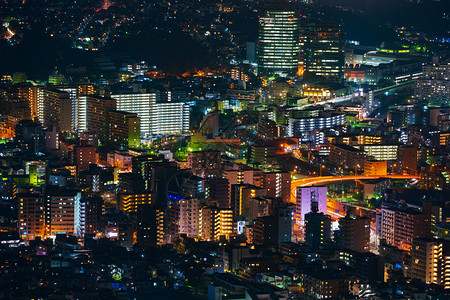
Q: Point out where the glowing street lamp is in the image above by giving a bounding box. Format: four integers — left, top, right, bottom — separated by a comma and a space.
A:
355, 164, 360, 188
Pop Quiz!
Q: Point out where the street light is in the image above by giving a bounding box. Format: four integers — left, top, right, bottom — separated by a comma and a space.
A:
320, 165, 325, 177
355, 164, 360, 188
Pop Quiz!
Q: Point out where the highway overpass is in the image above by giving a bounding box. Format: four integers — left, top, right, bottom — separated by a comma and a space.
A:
290, 174, 419, 203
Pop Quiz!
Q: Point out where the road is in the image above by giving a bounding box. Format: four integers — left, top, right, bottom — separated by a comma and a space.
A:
290, 174, 419, 203
290, 174, 418, 247
280, 154, 334, 177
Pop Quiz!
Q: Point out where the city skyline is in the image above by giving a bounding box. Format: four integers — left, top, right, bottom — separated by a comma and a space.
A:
0, 0, 449, 299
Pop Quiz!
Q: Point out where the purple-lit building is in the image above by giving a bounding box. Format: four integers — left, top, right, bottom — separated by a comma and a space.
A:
295, 186, 327, 226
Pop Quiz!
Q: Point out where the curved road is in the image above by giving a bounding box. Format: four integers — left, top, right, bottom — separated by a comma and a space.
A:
290, 174, 419, 203
290, 174, 419, 246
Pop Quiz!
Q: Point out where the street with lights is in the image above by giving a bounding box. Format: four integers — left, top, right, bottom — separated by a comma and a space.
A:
290, 174, 420, 216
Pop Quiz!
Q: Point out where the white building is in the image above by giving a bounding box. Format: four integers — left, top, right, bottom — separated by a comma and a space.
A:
111, 92, 189, 136
152, 101, 190, 135
111, 92, 156, 135
288, 114, 345, 137
77, 95, 88, 132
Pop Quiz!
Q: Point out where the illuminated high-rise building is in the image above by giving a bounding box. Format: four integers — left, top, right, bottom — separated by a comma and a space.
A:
295, 186, 327, 226
18, 190, 83, 240
411, 238, 450, 289
223, 165, 261, 187
257, 1, 300, 77
302, 23, 345, 78
231, 184, 266, 218
111, 92, 190, 137
178, 198, 200, 238
0, 85, 39, 119
118, 193, 154, 213
336, 211, 370, 253
381, 206, 432, 252
199, 206, 233, 242
55, 84, 95, 131
79, 196, 102, 235
38, 88, 72, 132
153, 101, 190, 135
136, 205, 164, 247
18, 193, 46, 241
415, 64, 450, 106
356, 144, 399, 161
111, 92, 156, 136
75, 145, 97, 171
108, 110, 141, 149
205, 177, 230, 208
80, 95, 116, 141
46, 190, 81, 237
261, 171, 291, 203
304, 201, 331, 248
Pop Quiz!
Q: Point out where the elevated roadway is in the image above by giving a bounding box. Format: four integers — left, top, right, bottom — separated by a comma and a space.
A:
290, 174, 419, 242
290, 174, 419, 203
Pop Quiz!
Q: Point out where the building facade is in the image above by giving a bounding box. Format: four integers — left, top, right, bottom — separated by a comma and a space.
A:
295, 186, 327, 227
302, 23, 345, 78
257, 2, 300, 77
108, 110, 140, 149
112, 92, 190, 136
